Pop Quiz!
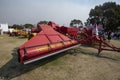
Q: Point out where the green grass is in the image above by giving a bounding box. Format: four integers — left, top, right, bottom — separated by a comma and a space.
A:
0, 34, 120, 80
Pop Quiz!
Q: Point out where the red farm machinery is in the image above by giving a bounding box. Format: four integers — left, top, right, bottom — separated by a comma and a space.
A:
17, 22, 120, 64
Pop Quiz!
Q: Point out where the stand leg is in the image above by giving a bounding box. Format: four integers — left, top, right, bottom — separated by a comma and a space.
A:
97, 41, 102, 56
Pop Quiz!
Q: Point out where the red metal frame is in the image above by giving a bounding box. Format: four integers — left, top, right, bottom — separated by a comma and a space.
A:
17, 21, 120, 64
18, 23, 79, 64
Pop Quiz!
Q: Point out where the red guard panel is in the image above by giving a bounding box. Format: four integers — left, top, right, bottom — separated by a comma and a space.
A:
48, 35, 63, 43
18, 24, 79, 64
19, 34, 51, 49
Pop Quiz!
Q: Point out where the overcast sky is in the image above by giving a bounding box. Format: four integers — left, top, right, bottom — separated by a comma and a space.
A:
0, 0, 120, 26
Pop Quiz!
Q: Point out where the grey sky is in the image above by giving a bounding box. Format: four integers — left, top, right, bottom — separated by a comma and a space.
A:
0, 0, 120, 26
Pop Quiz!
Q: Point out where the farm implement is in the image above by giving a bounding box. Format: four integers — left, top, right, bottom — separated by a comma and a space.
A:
9, 29, 29, 37
17, 22, 120, 64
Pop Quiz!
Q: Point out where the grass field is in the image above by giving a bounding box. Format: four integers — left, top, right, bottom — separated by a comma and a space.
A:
0, 34, 120, 80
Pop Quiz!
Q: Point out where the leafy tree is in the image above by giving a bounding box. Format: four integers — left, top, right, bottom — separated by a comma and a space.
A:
87, 2, 120, 31
12, 24, 24, 29
37, 21, 48, 25
8, 26, 12, 28
70, 19, 83, 27
24, 24, 34, 29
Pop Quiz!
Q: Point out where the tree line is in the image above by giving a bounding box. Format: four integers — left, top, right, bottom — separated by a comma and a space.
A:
9, 24, 34, 29
9, 2, 120, 31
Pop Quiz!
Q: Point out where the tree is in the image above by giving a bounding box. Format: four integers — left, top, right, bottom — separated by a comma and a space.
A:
12, 24, 24, 29
8, 25, 12, 28
87, 2, 120, 31
37, 21, 48, 25
24, 24, 34, 29
70, 19, 83, 27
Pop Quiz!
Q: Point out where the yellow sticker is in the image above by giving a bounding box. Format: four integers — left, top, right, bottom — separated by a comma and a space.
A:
36, 46, 48, 52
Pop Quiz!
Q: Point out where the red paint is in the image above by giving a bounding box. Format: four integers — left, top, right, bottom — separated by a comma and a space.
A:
18, 23, 78, 63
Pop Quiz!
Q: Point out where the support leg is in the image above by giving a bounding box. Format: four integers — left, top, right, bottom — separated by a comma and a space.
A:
97, 41, 102, 56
